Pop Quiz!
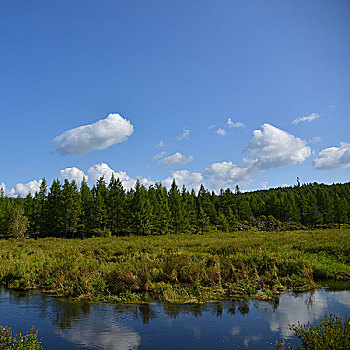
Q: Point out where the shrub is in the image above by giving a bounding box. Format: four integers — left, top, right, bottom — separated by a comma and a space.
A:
277, 314, 350, 350
0, 325, 42, 349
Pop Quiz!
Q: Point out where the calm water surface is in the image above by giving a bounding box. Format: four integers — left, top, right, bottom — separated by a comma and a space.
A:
0, 287, 349, 349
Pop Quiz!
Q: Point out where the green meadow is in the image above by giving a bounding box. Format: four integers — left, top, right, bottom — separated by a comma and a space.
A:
0, 228, 349, 303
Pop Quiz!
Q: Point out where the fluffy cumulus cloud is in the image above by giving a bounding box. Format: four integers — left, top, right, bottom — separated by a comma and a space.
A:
60, 167, 87, 186
244, 123, 311, 172
203, 124, 311, 190
0, 182, 14, 196
162, 170, 203, 191
313, 142, 350, 169
204, 161, 250, 189
227, 118, 245, 128
216, 128, 227, 136
156, 152, 194, 168
14, 180, 43, 197
1, 180, 43, 197
53, 113, 134, 155
176, 128, 190, 141
292, 113, 320, 125
87, 163, 153, 189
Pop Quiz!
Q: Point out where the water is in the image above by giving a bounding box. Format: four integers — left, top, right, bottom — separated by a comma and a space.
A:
0, 287, 349, 349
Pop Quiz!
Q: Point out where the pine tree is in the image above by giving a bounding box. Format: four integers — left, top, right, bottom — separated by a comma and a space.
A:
38, 178, 48, 235
131, 180, 153, 235
0, 191, 12, 237
80, 177, 94, 237
217, 212, 229, 232
304, 192, 323, 227
46, 179, 64, 236
168, 180, 184, 234
62, 179, 82, 237
182, 188, 197, 233
196, 206, 210, 234
108, 174, 126, 235
197, 184, 217, 225
152, 183, 171, 235
333, 194, 349, 228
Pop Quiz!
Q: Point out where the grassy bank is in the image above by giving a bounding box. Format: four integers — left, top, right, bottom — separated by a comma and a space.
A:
0, 229, 349, 303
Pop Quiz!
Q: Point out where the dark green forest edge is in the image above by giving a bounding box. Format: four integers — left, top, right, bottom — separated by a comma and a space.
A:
0, 178, 349, 303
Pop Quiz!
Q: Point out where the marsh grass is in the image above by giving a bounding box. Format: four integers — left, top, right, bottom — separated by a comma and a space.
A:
0, 229, 349, 302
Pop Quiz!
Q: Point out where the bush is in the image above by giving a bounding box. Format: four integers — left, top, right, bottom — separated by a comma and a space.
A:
0, 325, 42, 349
277, 314, 350, 350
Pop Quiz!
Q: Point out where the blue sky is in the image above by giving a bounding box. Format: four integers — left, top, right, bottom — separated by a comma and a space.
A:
1, 0, 349, 196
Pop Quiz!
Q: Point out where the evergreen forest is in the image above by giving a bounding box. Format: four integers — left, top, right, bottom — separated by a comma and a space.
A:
1, 176, 350, 239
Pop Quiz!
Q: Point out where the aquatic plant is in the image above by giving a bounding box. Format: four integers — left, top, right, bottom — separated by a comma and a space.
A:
0, 325, 42, 349
277, 314, 350, 350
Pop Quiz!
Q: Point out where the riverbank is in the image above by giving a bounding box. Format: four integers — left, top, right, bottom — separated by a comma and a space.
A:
0, 229, 349, 303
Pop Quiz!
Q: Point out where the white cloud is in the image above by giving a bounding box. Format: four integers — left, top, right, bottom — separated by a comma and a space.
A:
261, 181, 268, 189
208, 124, 216, 130
137, 176, 154, 188
2, 180, 42, 197
309, 136, 322, 144
53, 113, 134, 155
155, 140, 165, 148
245, 123, 311, 171
227, 118, 245, 128
152, 151, 167, 161
0, 182, 15, 197
162, 170, 203, 191
157, 152, 194, 168
176, 128, 190, 141
292, 113, 320, 125
205, 161, 250, 189
216, 128, 227, 136
313, 142, 350, 169
204, 124, 311, 190
87, 163, 135, 189
14, 180, 42, 197
87, 163, 153, 189
60, 167, 87, 186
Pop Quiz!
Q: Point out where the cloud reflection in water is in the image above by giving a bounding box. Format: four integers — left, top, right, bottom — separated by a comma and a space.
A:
57, 319, 141, 350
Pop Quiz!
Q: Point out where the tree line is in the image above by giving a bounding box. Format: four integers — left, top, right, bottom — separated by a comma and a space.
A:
0, 176, 349, 238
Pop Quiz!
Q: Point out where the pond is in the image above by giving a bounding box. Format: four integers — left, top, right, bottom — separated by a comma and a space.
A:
1, 286, 349, 349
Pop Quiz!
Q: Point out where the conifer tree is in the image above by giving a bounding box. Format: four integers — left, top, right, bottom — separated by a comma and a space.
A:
80, 177, 94, 237
62, 179, 82, 237
46, 179, 64, 236
196, 206, 210, 234
153, 183, 171, 235
217, 212, 229, 232
168, 180, 184, 234
108, 174, 126, 235
131, 180, 152, 235
333, 194, 349, 228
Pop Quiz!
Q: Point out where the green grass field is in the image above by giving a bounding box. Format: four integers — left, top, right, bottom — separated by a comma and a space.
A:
0, 229, 349, 303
